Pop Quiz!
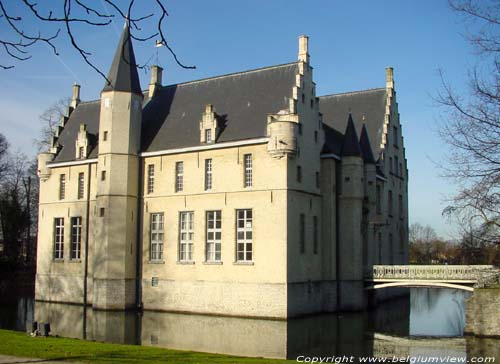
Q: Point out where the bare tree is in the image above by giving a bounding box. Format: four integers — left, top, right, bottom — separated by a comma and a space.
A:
36, 98, 70, 152
0, 134, 8, 180
0, 1, 195, 78
438, 0, 500, 242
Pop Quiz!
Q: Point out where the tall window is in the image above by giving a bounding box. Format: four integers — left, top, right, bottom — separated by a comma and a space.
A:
399, 194, 403, 217
175, 162, 184, 192
179, 212, 194, 261
150, 213, 164, 261
147, 164, 155, 194
299, 214, 305, 253
59, 174, 66, 200
206, 210, 221, 262
244, 154, 252, 187
313, 216, 318, 254
376, 185, 382, 214
205, 158, 213, 191
77, 172, 85, 199
54, 218, 64, 260
236, 209, 252, 261
389, 157, 393, 173
297, 166, 302, 183
205, 129, 212, 143
393, 126, 398, 146
378, 232, 382, 264
388, 190, 393, 216
389, 233, 394, 264
316, 172, 320, 188
70, 217, 82, 260
395, 156, 399, 176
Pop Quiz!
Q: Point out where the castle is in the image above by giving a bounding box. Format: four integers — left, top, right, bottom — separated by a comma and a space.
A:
36, 26, 409, 318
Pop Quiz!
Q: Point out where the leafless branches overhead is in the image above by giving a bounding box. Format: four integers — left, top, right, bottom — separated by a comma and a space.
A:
0, 0, 195, 78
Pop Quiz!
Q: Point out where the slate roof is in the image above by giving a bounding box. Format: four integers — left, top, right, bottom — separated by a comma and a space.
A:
50, 63, 299, 162
341, 114, 362, 157
52, 101, 100, 163
359, 124, 376, 164
102, 23, 142, 95
141, 63, 298, 152
319, 88, 387, 158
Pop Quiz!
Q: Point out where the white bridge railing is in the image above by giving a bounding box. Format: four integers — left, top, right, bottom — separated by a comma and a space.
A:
368, 265, 496, 281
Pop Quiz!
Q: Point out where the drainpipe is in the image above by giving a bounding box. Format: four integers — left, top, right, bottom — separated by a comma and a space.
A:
83, 162, 91, 338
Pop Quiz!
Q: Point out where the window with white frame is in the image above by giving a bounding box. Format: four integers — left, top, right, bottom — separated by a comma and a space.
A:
70, 216, 82, 260
244, 154, 252, 187
150, 213, 164, 261
236, 209, 252, 261
147, 164, 155, 194
205, 129, 212, 143
206, 210, 221, 262
59, 174, 66, 200
179, 211, 194, 261
205, 158, 213, 191
175, 162, 183, 192
77, 172, 85, 200
54, 218, 64, 260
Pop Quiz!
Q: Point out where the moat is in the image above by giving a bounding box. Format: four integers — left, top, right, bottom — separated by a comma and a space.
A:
0, 288, 498, 362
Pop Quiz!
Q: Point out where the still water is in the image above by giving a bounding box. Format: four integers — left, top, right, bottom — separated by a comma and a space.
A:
0, 289, 496, 361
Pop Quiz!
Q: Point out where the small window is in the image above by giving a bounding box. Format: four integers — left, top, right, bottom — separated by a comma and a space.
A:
395, 156, 399, 176
205, 129, 212, 143
175, 162, 183, 192
389, 157, 393, 173
315, 172, 320, 188
400, 163, 403, 179
103, 131, 108, 141
78, 146, 85, 159
313, 216, 318, 255
70, 216, 82, 260
298, 123, 303, 135
314, 131, 318, 143
179, 211, 194, 261
389, 233, 394, 264
147, 164, 155, 194
77, 172, 84, 200
205, 158, 213, 191
310, 99, 314, 109
54, 217, 64, 260
301, 93, 305, 103
101, 170, 106, 181
236, 209, 253, 262
388, 190, 393, 216
244, 154, 252, 188
376, 185, 382, 214
393, 126, 398, 147
399, 194, 403, 217
59, 174, 66, 200
299, 214, 305, 254
297, 166, 302, 183
150, 213, 164, 261
99, 208, 105, 217
206, 210, 222, 262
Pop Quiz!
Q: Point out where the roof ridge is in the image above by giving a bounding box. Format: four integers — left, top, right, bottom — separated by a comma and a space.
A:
160, 61, 299, 89
319, 87, 385, 98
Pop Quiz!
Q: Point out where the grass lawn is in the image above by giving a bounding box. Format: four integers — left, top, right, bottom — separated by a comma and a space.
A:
0, 329, 291, 364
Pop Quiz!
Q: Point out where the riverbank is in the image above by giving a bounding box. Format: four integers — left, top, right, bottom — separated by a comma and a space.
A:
0, 329, 290, 364
465, 287, 500, 338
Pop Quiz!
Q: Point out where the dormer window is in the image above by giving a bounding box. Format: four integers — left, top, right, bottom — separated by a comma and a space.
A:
199, 104, 219, 144
75, 123, 89, 159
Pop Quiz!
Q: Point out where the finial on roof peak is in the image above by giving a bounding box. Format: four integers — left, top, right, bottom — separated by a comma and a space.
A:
298, 35, 310, 63
386, 67, 394, 89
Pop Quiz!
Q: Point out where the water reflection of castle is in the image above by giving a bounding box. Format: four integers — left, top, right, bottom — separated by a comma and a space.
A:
35, 298, 412, 359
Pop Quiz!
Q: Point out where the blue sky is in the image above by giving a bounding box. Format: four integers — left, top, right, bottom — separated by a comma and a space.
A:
0, 1, 478, 238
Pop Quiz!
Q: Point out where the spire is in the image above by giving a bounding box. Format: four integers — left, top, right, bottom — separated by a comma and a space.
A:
341, 113, 362, 157
102, 22, 142, 95
359, 124, 376, 164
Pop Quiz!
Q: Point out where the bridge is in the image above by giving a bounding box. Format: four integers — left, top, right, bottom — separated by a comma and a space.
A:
364, 265, 498, 291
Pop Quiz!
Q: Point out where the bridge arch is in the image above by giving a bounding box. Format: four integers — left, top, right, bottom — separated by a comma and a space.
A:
365, 281, 474, 292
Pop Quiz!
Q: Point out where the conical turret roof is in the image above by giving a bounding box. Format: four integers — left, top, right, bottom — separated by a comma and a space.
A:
102, 23, 142, 95
359, 124, 376, 164
341, 113, 362, 157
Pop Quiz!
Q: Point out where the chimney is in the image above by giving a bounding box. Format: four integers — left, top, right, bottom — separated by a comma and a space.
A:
298, 35, 310, 63
71, 83, 81, 108
149, 65, 163, 98
386, 67, 394, 90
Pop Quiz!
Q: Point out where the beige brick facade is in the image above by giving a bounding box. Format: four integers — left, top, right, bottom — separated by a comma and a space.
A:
35, 33, 409, 318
